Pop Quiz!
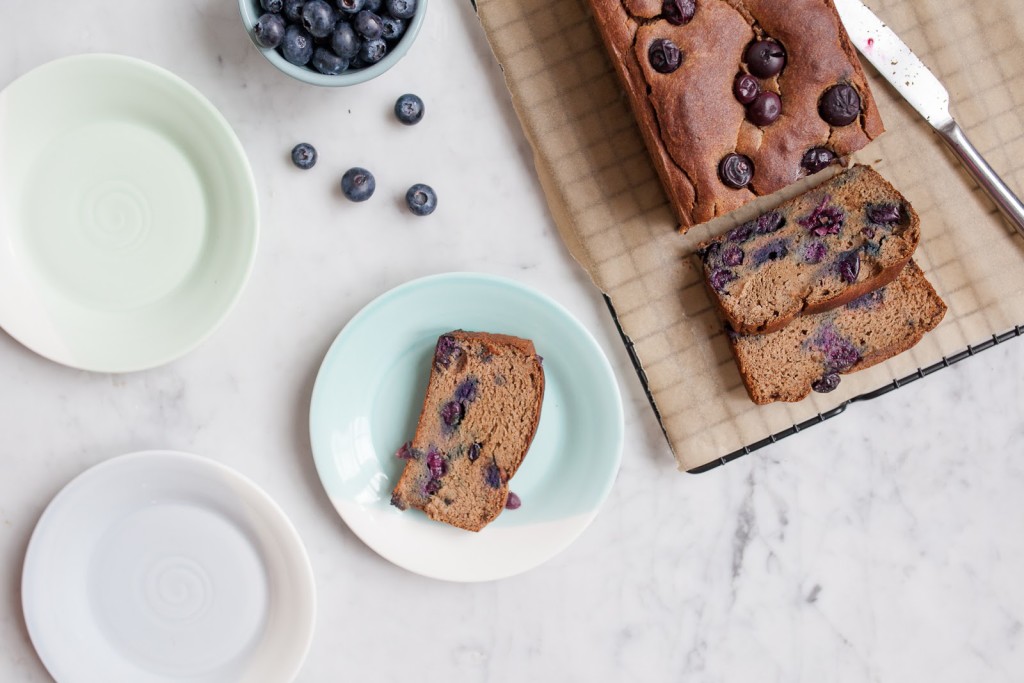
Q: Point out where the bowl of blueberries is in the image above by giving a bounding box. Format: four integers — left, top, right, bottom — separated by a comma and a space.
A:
239, 0, 425, 86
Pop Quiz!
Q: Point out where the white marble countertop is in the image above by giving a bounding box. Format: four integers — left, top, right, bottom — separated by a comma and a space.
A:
2, 0, 1024, 681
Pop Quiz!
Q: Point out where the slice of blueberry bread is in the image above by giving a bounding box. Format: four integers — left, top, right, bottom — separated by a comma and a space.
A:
730, 260, 946, 404
390, 331, 545, 532
697, 165, 921, 335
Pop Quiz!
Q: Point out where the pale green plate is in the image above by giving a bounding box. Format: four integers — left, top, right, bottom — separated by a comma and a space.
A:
309, 273, 624, 582
0, 54, 258, 372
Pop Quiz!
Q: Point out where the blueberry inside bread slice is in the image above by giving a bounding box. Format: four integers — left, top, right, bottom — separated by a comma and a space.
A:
390, 331, 545, 532
698, 165, 921, 335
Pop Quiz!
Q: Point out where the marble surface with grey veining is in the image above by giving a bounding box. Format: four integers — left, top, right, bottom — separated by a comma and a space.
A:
1, 0, 1023, 681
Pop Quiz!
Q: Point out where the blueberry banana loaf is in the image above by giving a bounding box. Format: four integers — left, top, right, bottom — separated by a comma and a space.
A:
586, 0, 884, 230
697, 164, 920, 335
729, 260, 946, 404
390, 331, 545, 532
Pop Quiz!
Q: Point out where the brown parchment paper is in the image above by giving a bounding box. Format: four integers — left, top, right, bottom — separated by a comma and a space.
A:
476, 0, 1024, 471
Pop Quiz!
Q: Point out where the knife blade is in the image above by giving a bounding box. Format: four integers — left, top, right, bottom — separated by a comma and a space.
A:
833, 0, 1024, 239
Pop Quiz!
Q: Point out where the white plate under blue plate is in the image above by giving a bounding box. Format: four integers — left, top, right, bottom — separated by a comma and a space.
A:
309, 273, 624, 582
22, 451, 315, 683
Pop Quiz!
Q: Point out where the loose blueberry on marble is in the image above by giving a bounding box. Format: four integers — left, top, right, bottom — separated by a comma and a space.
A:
312, 47, 348, 74
440, 401, 464, 429
709, 268, 736, 292
505, 492, 522, 510
719, 153, 753, 189
394, 93, 424, 125
341, 167, 376, 201
811, 373, 841, 393
381, 15, 406, 40
819, 84, 862, 126
284, 0, 306, 21
866, 203, 903, 225
756, 211, 784, 234
386, 0, 417, 20
331, 22, 360, 59
722, 246, 744, 267
802, 240, 827, 264
836, 250, 861, 284
405, 183, 437, 216
745, 39, 786, 78
354, 9, 383, 38
359, 37, 387, 64
801, 147, 837, 174
648, 38, 682, 74
733, 73, 760, 105
282, 24, 314, 65
662, 0, 695, 25
253, 13, 287, 49
337, 0, 365, 14
484, 463, 502, 489
302, 0, 337, 38
747, 91, 781, 126
290, 142, 317, 169
261, 0, 284, 12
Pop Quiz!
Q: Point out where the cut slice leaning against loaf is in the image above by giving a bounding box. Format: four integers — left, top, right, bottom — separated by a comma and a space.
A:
390, 330, 545, 532
730, 260, 946, 404
698, 165, 921, 335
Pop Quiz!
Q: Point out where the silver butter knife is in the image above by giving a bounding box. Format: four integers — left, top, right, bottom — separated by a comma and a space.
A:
834, 0, 1024, 239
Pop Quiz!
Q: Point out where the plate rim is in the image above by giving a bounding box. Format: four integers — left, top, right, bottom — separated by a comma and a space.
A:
308, 271, 625, 582
20, 449, 316, 683
0, 53, 260, 373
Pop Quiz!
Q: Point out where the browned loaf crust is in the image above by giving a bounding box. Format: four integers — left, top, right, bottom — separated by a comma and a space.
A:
730, 260, 946, 404
390, 331, 545, 532
697, 165, 920, 335
585, 0, 884, 231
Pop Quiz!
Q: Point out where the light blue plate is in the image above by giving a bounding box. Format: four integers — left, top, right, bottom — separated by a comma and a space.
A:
309, 273, 623, 581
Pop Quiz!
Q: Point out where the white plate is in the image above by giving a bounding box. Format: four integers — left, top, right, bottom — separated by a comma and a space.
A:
309, 273, 624, 582
22, 451, 315, 683
0, 54, 258, 372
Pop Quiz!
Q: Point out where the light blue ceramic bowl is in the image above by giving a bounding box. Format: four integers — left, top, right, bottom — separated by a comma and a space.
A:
237, 0, 427, 87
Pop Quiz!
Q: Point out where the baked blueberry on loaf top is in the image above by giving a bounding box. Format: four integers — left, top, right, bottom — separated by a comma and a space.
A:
729, 260, 946, 404
585, 0, 884, 230
697, 165, 920, 335
390, 331, 545, 532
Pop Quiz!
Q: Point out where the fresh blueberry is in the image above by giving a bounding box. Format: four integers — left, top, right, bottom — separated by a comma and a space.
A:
354, 9, 383, 38
290, 142, 317, 169
467, 442, 482, 462
819, 84, 862, 126
709, 268, 736, 292
394, 93, 424, 125
661, 0, 695, 25
505, 492, 522, 510
284, 0, 306, 21
302, 0, 337, 37
719, 153, 753, 188
801, 147, 837, 174
359, 37, 387, 63
866, 202, 903, 225
745, 39, 786, 78
340, 167, 375, 201
722, 246, 744, 267
282, 24, 314, 65
733, 73, 760, 105
454, 377, 478, 403
331, 23, 360, 59
836, 250, 861, 284
440, 401, 464, 429
798, 195, 845, 236
751, 239, 789, 267
811, 373, 841, 393
364, 0, 383, 11
484, 463, 502, 489
381, 15, 406, 41
747, 91, 782, 126
648, 38, 682, 74
802, 241, 827, 264
405, 183, 437, 216
756, 211, 785, 234
253, 13, 286, 49
261, 0, 284, 12
312, 47, 348, 74
348, 55, 367, 70
386, 0, 417, 19
434, 334, 461, 370
336, 0, 365, 14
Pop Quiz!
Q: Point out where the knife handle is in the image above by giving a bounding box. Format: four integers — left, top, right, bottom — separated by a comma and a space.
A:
937, 120, 1024, 240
